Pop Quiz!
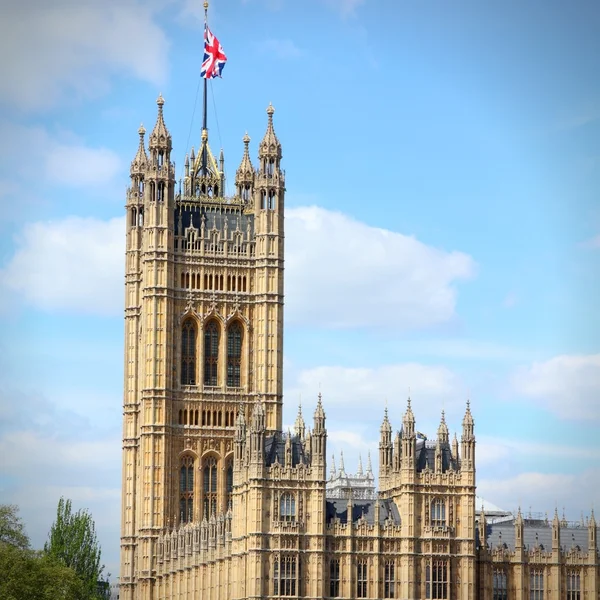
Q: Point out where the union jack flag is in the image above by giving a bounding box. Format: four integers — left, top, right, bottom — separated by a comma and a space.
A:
201, 25, 227, 79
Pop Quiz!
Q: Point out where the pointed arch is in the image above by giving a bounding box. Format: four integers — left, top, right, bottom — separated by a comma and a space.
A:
226, 321, 243, 388
181, 318, 197, 385
203, 319, 220, 386
202, 455, 218, 517
179, 454, 194, 523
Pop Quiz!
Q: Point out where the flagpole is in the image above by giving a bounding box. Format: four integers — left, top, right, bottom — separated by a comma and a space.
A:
202, 0, 209, 176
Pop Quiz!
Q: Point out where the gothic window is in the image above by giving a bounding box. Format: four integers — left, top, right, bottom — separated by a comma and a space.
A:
242, 184, 250, 201
356, 560, 368, 598
225, 460, 233, 510
261, 190, 266, 210
431, 498, 446, 527
329, 559, 340, 598
227, 322, 243, 387
384, 560, 395, 598
279, 493, 296, 522
203, 321, 220, 386
179, 455, 194, 523
493, 570, 508, 600
530, 569, 544, 600
426, 560, 448, 599
202, 457, 218, 517
567, 570, 580, 600
181, 319, 197, 385
273, 555, 297, 596
268, 190, 276, 210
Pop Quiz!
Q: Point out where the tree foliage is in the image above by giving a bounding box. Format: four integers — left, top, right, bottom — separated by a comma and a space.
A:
0, 504, 84, 600
44, 497, 107, 599
0, 504, 29, 550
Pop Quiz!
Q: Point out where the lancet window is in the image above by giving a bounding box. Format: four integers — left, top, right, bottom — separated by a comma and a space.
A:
356, 560, 368, 598
181, 319, 197, 385
493, 570, 507, 600
431, 498, 446, 527
203, 320, 220, 386
202, 457, 218, 517
384, 560, 395, 598
329, 559, 340, 598
426, 560, 448, 599
530, 569, 544, 600
225, 459, 233, 510
227, 322, 243, 387
273, 555, 297, 596
279, 493, 296, 522
567, 570, 581, 600
179, 455, 194, 523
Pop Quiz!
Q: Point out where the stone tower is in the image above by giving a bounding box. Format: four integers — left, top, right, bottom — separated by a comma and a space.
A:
120, 96, 285, 599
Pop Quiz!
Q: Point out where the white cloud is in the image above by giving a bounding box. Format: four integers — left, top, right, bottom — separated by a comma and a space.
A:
286, 362, 464, 423
45, 144, 122, 186
478, 468, 600, 519
1, 216, 125, 315
0, 0, 169, 111
0, 121, 123, 188
2, 206, 474, 323
259, 39, 302, 59
286, 206, 475, 330
512, 354, 600, 421
503, 291, 518, 308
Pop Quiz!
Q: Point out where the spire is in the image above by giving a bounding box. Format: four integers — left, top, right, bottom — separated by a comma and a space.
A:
330, 454, 336, 478
380, 406, 392, 433
437, 409, 449, 443
462, 398, 474, 439
357, 453, 364, 476
294, 400, 306, 440
259, 103, 282, 160
366, 451, 373, 476
313, 392, 326, 432
130, 123, 148, 173
339, 451, 346, 476
403, 395, 415, 434
149, 93, 172, 152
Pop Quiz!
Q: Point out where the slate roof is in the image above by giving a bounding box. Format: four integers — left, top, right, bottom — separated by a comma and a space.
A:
325, 499, 401, 526
264, 433, 309, 467
480, 518, 599, 553
415, 439, 458, 473
175, 206, 255, 238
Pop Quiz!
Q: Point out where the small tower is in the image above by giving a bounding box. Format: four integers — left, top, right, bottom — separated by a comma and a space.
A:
249, 401, 266, 468
589, 509, 597, 560
235, 132, 255, 202
461, 399, 475, 472
379, 407, 393, 476
401, 397, 416, 471
311, 393, 327, 467
256, 103, 284, 213
294, 401, 306, 440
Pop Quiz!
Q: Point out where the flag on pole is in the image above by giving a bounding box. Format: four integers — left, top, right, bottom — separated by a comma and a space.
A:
201, 25, 227, 79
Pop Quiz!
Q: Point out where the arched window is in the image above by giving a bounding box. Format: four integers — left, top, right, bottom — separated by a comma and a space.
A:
279, 493, 296, 522
179, 455, 194, 523
204, 321, 220, 386
225, 460, 233, 509
493, 569, 508, 600
274, 556, 297, 596
181, 319, 197, 385
203, 457, 218, 517
227, 322, 243, 387
431, 498, 446, 527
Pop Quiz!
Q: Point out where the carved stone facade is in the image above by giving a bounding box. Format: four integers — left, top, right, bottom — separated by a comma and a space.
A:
120, 96, 599, 600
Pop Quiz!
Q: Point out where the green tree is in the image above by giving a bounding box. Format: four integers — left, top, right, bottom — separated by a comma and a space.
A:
44, 497, 107, 599
0, 504, 84, 600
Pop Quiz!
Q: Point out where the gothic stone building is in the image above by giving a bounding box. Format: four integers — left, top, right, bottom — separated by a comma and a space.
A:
120, 95, 599, 600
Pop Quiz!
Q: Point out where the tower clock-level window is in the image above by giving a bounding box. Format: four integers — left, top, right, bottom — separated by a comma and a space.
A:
567, 570, 581, 600
204, 321, 220, 386
226, 322, 243, 387
493, 569, 508, 600
357, 559, 368, 598
431, 498, 446, 527
202, 457, 218, 517
181, 319, 197, 385
426, 560, 448, 599
273, 555, 297, 596
279, 493, 296, 522
329, 559, 340, 598
530, 569, 544, 600
179, 455, 194, 523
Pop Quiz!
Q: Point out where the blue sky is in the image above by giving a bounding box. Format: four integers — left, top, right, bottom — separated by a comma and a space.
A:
1, 0, 599, 579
